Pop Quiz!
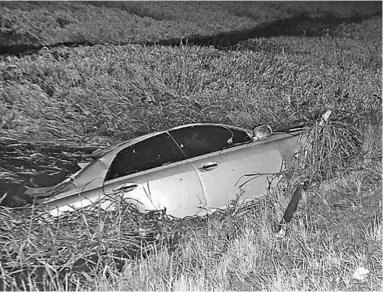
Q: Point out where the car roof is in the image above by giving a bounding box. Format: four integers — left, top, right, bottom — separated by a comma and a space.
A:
88, 123, 253, 159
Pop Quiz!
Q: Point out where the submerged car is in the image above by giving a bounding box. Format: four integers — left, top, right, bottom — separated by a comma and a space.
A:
26, 123, 303, 218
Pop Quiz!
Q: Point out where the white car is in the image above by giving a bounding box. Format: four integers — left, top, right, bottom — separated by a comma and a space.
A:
26, 123, 303, 217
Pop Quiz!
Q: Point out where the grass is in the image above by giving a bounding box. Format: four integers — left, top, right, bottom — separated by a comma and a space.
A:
0, 1, 382, 291
0, 1, 381, 46
1, 31, 380, 142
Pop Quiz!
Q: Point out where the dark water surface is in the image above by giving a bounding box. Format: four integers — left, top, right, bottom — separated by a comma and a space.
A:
0, 138, 98, 206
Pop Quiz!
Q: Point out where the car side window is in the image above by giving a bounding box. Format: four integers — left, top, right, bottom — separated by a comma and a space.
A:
105, 133, 186, 181
169, 125, 251, 159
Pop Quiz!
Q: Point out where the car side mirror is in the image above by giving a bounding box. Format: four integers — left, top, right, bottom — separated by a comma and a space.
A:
252, 125, 272, 141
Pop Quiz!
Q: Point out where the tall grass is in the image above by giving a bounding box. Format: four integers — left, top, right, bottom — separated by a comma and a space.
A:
1, 28, 380, 143
0, 5, 381, 292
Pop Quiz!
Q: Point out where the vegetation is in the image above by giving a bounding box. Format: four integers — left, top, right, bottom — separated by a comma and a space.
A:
0, 1, 381, 46
0, 1, 381, 291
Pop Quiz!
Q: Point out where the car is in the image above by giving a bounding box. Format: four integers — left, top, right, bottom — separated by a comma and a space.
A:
25, 123, 303, 218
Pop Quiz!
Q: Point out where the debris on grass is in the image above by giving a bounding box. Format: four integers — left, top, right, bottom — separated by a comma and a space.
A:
352, 267, 369, 282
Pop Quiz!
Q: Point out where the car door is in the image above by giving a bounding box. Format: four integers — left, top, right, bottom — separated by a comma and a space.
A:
168, 125, 283, 211
101, 132, 206, 217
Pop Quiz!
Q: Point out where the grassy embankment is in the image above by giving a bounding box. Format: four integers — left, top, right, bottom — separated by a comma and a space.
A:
0, 1, 382, 291
1, 1, 381, 47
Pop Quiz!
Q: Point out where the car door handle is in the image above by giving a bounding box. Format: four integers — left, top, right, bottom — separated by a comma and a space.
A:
113, 183, 138, 193
199, 162, 219, 172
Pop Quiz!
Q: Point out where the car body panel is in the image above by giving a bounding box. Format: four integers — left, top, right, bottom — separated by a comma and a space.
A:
101, 159, 206, 217
185, 137, 284, 210
43, 131, 206, 217
31, 123, 303, 218
44, 152, 115, 216
270, 132, 301, 167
